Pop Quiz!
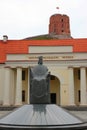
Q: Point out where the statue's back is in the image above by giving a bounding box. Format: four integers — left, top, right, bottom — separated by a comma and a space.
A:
30, 57, 50, 104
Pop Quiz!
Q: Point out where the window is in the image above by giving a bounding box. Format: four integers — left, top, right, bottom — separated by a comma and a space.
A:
61, 19, 63, 22
22, 70, 25, 80
78, 90, 80, 102
22, 90, 25, 102
78, 69, 80, 80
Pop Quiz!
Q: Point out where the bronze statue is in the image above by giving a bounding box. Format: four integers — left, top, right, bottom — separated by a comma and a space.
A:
30, 56, 50, 104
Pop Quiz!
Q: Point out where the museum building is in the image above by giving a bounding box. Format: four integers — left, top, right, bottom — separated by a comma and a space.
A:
0, 13, 87, 106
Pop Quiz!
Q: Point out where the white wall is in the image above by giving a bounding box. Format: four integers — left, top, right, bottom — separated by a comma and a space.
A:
29, 46, 73, 53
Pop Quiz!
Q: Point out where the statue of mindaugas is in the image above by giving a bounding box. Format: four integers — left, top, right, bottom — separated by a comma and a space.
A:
30, 56, 50, 104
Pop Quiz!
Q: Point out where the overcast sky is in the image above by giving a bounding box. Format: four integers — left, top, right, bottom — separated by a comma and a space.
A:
0, 0, 87, 39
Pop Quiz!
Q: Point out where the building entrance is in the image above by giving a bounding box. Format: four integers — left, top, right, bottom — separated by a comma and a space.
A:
50, 75, 60, 105
50, 93, 56, 104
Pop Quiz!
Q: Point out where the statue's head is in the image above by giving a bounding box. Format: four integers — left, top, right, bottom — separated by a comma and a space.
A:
38, 56, 43, 65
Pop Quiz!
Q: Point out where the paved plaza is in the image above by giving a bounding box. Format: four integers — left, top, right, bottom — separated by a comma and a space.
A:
69, 111, 87, 122
0, 109, 87, 122
0, 111, 12, 119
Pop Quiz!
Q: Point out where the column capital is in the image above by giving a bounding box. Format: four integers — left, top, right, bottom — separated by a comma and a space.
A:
4, 66, 12, 68
80, 66, 86, 69
16, 66, 22, 69
68, 66, 74, 69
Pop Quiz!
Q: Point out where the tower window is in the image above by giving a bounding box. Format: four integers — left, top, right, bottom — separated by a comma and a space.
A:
62, 30, 64, 32
61, 19, 63, 22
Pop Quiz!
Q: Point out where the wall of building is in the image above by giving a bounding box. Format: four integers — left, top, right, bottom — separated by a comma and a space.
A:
0, 67, 5, 105
0, 65, 87, 106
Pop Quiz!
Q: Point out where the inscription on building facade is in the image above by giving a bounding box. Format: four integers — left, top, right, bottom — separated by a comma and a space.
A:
28, 55, 74, 60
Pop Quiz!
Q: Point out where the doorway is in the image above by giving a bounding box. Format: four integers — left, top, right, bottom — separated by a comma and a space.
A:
50, 93, 56, 104
50, 75, 60, 105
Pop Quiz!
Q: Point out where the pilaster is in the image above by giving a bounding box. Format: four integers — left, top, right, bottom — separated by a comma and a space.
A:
68, 67, 75, 105
3, 67, 11, 106
80, 67, 87, 105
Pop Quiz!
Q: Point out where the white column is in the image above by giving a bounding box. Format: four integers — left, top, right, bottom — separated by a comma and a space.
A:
10, 69, 15, 105
15, 67, 22, 106
68, 67, 75, 105
3, 67, 11, 106
80, 67, 87, 105
27, 68, 30, 104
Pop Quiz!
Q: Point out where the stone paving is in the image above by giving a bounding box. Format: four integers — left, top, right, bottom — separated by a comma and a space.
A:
0, 110, 87, 122
69, 111, 87, 122
0, 111, 12, 119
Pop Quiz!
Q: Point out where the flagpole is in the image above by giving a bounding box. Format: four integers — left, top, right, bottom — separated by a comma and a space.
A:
56, 7, 59, 14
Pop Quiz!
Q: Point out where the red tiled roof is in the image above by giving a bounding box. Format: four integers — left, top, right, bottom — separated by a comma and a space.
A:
0, 38, 87, 63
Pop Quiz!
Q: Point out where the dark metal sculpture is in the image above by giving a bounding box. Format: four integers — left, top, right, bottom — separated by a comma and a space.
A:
30, 56, 50, 104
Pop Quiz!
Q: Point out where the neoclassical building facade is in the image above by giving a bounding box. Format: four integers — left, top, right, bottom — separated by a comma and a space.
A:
0, 39, 87, 106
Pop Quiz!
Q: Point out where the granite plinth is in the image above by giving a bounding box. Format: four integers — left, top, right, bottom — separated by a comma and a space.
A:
0, 104, 87, 130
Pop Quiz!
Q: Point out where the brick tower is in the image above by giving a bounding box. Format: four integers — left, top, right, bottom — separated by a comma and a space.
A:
49, 14, 71, 37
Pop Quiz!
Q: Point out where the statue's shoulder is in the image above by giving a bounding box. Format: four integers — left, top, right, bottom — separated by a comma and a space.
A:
31, 64, 48, 76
